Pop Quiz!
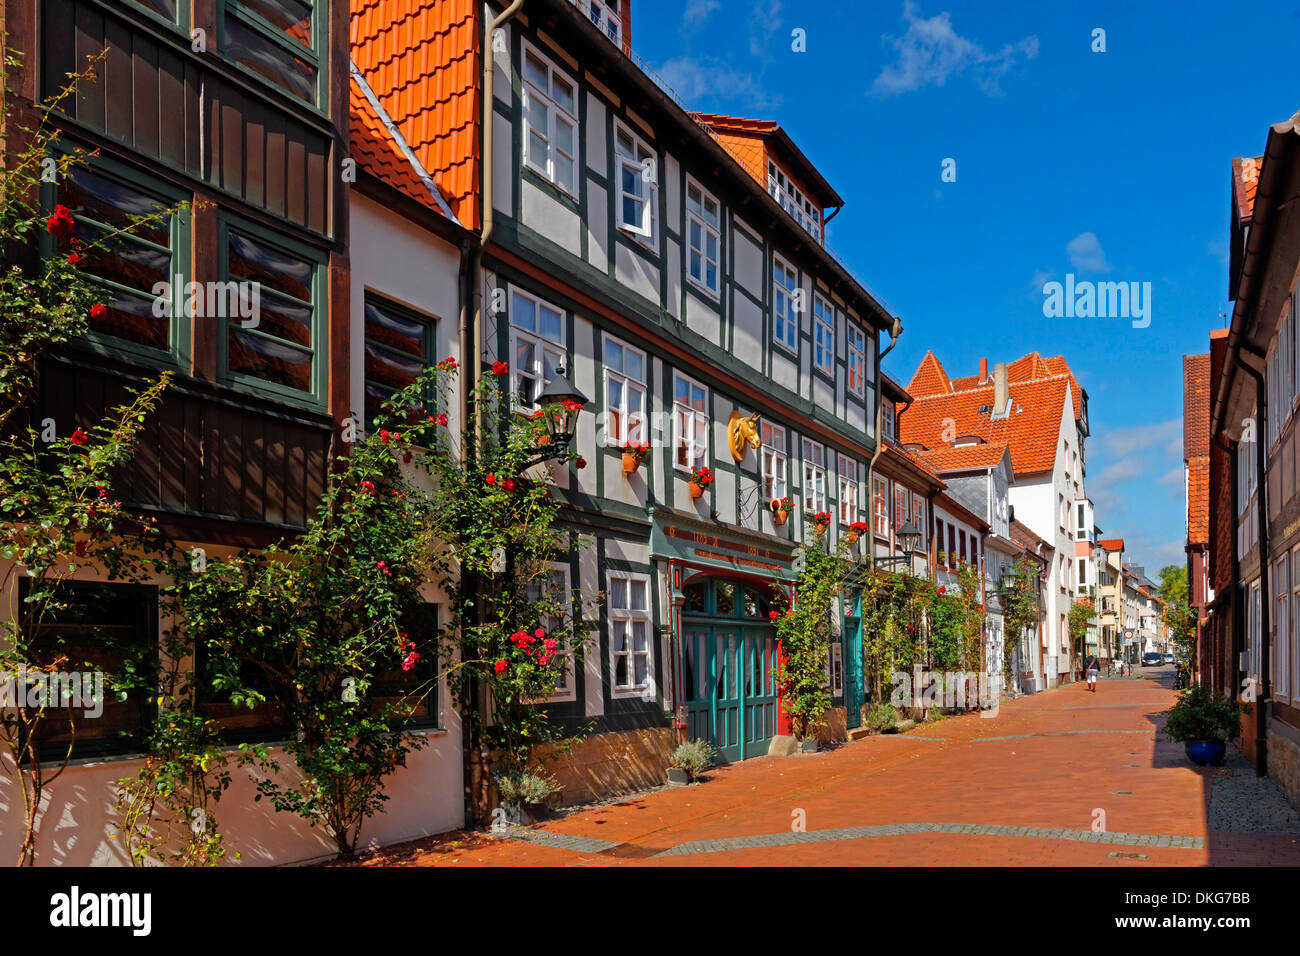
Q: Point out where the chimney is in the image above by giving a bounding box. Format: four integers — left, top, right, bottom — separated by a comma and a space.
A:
978, 357, 988, 383
993, 362, 1008, 416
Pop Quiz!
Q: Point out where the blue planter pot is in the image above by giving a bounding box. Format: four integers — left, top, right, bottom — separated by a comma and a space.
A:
1185, 740, 1226, 766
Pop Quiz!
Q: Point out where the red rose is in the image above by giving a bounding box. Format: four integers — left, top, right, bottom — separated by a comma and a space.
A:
576, 457, 587, 469
485, 474, 496, 485
494, 660, 508, 674
769, 611, 779, 621
379, 429, 390, 443
46, 204, 75, 237
534, 628, 545, 639
69, 428, 87, 446
437, 413, 449, 427
503, 479, 516, 492
67, 253, 82, 265
88, 304, 107, 320
492, 360, 508, 375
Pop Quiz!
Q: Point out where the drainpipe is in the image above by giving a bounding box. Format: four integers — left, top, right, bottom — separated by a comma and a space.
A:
474, 0, 526, 440
1235, 345, 1269, 777
464, 0, 525, 828
1213, 430, 1239, 701
865, 317, 903, 562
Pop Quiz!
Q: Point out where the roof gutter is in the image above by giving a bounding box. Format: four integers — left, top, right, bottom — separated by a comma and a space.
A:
1235, 343, 1270, 777
866, 316, 904, 571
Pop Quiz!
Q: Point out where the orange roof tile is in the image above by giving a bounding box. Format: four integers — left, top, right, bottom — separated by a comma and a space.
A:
1183, 353, 1210, 460
1097, 538, 1125, 551
913, 442, 1011, 473
897, 374, 1070, 476
947, 352, 1084, 420
690, 112, 843, 208
1233, 155, 1263, 225
349, 70, 453, 218
351, 0, 481, 230
906, 351, 952, 398
1188, 457, 1210, 543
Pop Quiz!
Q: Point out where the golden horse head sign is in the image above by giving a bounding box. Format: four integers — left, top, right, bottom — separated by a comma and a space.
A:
728, 410, 762, 463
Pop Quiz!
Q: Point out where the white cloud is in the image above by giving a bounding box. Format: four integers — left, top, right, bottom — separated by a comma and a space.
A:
682, 0, 720, 30
655, 55, 781, 111
749, 0, 782, 57
1095, 419, 1180, 460
1066, 232, 1112, 274
1157, 466, 1184, 487
871, 1, 1038, 97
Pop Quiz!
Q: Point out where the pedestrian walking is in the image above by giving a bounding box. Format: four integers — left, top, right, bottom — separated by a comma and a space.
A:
1084, 651, 1101, 692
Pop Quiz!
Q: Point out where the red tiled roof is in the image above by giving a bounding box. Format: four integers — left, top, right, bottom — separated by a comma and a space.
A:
906, 351, 952, 398
349, 71, 451, 218
884, 441, 946, 486
898, 376, 1070, 476
351, 0, 480, 229
1188, 457, 1210, 543
1097, 538, 1125, 551
947, 352, 1084, 420
1233, 155, 1263, 225
913, 442, 1010, 473
1010, 519, 1052, 556
1183, 353, 1210, 460
689, 112, 843, 208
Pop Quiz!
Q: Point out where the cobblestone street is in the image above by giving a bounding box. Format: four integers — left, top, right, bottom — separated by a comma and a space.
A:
341, 669, 1300, 867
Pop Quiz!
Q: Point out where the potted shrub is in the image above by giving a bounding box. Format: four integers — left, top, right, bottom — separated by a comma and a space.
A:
1164, 685, 1240, 766
865, 701, 899, 734
622, 441, 650, 475
771, 496, 793, 527
810, 511, 832, 536
667, 739, 717, 785
689, 464, 714, 499
846, 520, 869, 545
494, 769, 560, 824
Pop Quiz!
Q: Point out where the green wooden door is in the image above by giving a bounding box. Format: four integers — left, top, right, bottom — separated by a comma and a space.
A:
845, 593, 864, 729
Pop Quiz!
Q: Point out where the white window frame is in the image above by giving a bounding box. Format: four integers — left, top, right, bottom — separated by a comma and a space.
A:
767, 159, 821, 241
802, 438, 827, 513
573, 0, 622, 45
772, 254, 798, 354
508, 286, 567, 412
521, 42, 578, 198
813, 294, 835, 375
882, 400, 896, 443
526, 562, 576, 703
608, 570, 654, 699
602, 333, 647, 446
847, 325, 866, 398
1292, 544, 1300, 703
761, 421, 788, 501
685, 177, 721, 298
837, 454, 858, 524
873, 474, 889, 537
673, 371, 709, 472
911, 495, 926, 550
615, 121, 657, 246
1278, 554, 1291, 699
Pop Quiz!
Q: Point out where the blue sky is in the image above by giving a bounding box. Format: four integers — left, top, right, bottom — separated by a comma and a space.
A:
631, 0, 1300, 573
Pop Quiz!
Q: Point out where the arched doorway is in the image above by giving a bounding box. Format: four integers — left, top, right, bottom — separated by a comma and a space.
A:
680, 576, 780, 762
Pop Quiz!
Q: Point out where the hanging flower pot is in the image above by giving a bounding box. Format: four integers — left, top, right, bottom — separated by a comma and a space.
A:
689, 465, 714, 499
622, 441, 649, 475
811, 511, 831, 536
846, 520, 869, 545
771, 496, 792, 526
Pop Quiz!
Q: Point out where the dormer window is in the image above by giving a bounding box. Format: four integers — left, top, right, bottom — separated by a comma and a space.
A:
882, 401, 896, 442
574, 0, 622, 45
767, 160, 821, 241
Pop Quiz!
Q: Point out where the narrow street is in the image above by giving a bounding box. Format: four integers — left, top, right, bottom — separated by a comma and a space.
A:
345, 669, 1300, 867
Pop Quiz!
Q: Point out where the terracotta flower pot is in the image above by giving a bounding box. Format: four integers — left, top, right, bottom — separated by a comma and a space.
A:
846, 528, 861, 545
814, 521, 829, 536
622, 452, 640, 475
773, 510, 788, 527
689, 480, 705, 499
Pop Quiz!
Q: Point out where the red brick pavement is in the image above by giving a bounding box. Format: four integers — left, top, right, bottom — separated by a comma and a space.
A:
338, 674, 1300, 866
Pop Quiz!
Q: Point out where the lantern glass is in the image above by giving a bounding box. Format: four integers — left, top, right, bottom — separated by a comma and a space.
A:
897, 518, 921, 556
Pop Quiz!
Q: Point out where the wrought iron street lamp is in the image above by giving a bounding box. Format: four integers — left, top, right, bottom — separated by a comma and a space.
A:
874, 518, 922, 568
520, 368, 590, 469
